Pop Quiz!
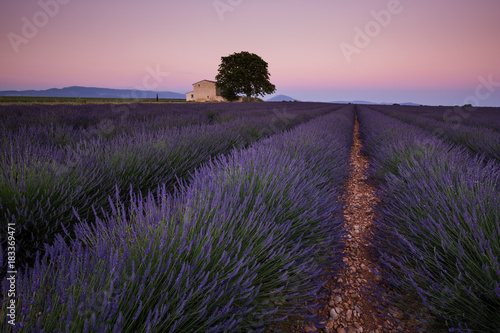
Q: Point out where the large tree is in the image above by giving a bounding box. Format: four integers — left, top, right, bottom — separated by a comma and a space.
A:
216, 51, 276, 101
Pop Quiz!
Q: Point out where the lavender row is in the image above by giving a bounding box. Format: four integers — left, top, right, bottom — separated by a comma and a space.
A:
0, 102, 331, 149
1, 106, 355, 332
371, 105, 500, 163
357, 106, 500, 332
0, 103, 338, 273
385, 105, 500, 133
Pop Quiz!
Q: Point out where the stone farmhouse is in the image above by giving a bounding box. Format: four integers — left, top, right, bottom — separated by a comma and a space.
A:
185, 80, 226, 102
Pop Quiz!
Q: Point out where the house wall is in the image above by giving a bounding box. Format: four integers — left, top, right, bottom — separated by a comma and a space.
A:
186, 91, 195, 101
188, 80, 226, 102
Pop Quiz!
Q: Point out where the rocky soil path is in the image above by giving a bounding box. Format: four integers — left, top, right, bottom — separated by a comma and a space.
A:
301, 115, 421, 333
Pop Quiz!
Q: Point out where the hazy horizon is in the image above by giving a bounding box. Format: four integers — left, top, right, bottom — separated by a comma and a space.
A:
1, 0, 500, 106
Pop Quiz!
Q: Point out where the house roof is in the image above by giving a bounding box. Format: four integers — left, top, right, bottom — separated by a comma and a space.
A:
192, 79, 216, 85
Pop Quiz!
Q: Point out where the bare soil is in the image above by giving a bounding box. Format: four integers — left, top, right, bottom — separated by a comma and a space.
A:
299, 115, 423, 333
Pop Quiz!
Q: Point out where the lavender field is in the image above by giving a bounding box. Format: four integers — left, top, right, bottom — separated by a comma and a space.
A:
1, 102, 499, 332
357, 105, 500, 332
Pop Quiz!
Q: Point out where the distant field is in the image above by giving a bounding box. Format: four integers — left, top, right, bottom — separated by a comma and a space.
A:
0, 96, 186, 104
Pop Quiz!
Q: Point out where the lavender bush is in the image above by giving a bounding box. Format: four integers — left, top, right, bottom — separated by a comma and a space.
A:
381, 105, 500, 133
0, 103, 337, 273
0, 102, 334, 149
373, 105, 500, 163
1, 106, 354, 332
357, 106, 500, 332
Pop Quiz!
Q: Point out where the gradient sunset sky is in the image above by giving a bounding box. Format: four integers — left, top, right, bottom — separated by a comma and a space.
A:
1, 0, 499, 106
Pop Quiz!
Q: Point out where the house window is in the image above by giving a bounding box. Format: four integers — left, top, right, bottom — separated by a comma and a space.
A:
198, 84, 200, 87
191, 94, 194, 98
207, 96, 209, 99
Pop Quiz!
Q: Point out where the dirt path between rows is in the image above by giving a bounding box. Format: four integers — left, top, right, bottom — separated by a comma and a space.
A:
300, 113, 421, 333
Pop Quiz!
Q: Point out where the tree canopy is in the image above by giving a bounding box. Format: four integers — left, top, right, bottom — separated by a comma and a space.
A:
216, 51, 276, 101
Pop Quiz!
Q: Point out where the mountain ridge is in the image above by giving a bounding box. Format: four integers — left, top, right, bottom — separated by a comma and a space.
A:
0, 86, 185, 99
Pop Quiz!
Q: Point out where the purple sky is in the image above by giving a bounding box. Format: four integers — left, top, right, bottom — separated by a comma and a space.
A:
1, 0, 499, 106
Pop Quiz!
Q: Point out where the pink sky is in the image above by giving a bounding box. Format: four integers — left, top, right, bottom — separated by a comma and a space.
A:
1, 0, 499, 106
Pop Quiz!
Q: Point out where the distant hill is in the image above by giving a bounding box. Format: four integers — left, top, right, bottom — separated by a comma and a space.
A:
0, 86, 185, 99
267, 95, 299, 102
